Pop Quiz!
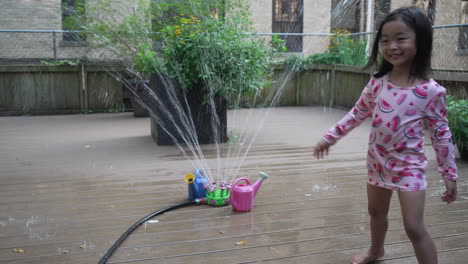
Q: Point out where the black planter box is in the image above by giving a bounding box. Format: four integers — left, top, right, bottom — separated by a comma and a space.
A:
149, 74, 227, 146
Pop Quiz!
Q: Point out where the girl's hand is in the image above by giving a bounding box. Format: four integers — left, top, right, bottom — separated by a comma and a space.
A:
441, 181, 457, 204
313, 139, 331, 159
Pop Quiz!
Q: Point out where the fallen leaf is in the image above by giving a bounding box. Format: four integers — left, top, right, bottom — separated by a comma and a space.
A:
13, 248, 25, 253
235, 241, 246, 245
80, 242, 86, 249
62, 250, 69, 254
219, 231, 225, 234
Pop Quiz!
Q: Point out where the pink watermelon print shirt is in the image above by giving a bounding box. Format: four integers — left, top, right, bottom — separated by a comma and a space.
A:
323, 74, 458, 191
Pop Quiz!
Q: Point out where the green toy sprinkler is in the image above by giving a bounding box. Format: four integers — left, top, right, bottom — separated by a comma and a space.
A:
185, 169, 268, 208
185, 168, 230, 206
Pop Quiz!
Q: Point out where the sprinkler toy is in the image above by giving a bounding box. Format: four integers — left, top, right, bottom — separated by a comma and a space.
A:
185, 169, 268, 211
184, 168, 207, 201
185, 168, 231, 206
204, 180, 231, 206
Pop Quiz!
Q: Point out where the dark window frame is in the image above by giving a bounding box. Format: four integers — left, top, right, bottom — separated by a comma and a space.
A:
272, 0, 304, 53
459, 0, 468, 53
61, 0, 86, 42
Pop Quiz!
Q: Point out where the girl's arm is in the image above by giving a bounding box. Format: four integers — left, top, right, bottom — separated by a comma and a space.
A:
314, 78, 376, 159
425, 87, 458, 203
321, 78, 376, 146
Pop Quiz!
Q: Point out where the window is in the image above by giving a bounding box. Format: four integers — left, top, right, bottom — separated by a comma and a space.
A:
62, 0, 86, 42
459, 1, 468, 52
412, 0, 436, 24
272, 0, 304, 52
331, 0, 361, 33
374, 0, 391, 30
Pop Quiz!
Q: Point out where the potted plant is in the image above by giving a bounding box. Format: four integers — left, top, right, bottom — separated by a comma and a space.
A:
82, 0, 274, 145
446, 95, 468, 160
144, 10, 271, 144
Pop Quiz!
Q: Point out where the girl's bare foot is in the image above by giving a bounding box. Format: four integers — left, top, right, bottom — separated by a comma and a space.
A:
350, 249, 384, 264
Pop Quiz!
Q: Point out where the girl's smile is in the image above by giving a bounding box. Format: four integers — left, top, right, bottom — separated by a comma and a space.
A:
380, 20, 417, 70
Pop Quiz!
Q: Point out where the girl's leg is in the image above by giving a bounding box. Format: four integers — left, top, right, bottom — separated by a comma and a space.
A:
351, 183, 393, 264
398, 190, 437, 264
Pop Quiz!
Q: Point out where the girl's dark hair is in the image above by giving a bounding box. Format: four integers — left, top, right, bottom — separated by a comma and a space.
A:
365, 6, 433, 80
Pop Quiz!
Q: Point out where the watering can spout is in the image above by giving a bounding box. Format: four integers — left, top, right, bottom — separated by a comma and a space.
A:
252, 172, 268, 198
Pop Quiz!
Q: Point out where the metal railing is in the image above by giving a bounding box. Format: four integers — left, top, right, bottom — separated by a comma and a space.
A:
0, 23, 466, 70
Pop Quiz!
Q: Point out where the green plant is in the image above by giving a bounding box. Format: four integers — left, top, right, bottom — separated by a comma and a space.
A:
307, 53, 340, 65
283, 53, 340, 72
41, 59, 79, 66
271, 34, 287, 52
227, 130, 240, 144
286, 28, 368, 69
283, 55, 310, 72
85, 0, 274, 100
81, 109, 94, 114
105, 104, 126, 113
159, 14, 273, 98
328, 28, 368, 66
133, 44, 162, 75
446, 95, 468, 157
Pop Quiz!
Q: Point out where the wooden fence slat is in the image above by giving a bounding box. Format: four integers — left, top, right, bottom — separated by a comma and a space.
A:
0, 64, 466, 115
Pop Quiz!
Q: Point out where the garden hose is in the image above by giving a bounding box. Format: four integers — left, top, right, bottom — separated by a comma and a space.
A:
98, 200, 200, 264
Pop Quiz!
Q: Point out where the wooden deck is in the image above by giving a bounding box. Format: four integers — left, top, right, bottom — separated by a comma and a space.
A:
0, 107, 467, 264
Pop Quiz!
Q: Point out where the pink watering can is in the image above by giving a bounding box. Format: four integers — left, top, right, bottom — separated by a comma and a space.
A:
230, 172, 268, 212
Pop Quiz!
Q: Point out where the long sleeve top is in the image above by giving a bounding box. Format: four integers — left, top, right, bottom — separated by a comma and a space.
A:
322, 74, 458, 191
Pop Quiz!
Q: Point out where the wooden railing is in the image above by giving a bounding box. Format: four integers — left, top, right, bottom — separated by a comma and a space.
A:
269, 64, 468, 107
0, 64, 467, 115
0, 64, 125, 115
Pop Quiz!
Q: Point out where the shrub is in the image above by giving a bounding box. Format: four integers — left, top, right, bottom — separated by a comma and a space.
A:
283, 28, 369, 70
446, 95, 468, 158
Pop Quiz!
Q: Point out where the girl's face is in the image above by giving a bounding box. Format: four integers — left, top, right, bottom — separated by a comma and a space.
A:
380, 19, 417, 70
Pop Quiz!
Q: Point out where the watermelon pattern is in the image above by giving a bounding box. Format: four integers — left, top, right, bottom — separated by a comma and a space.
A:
386, 116, 400, 132
372, 114, 383, 127
434, 125, 450, 141
385, 157, 398, 170
404, 124, 420, 139
412, 85, 428, 99
396, 93, 407, 105
378, 98, 394, 113
404, 102, 417, 116
322, 75, 458, 191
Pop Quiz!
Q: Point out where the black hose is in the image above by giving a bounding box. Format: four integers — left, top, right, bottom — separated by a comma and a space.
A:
98, 200, 197, 264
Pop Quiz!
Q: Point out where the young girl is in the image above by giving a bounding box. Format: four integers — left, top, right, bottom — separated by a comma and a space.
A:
313, 7, 458, 264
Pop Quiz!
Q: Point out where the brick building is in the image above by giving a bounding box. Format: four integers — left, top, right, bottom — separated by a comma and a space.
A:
0, 0, 466, 70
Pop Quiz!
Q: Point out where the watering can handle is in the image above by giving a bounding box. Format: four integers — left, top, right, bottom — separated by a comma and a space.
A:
231, 177, 251, 187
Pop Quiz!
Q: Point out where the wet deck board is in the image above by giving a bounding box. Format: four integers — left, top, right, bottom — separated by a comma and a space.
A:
0, 107, 467, 263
